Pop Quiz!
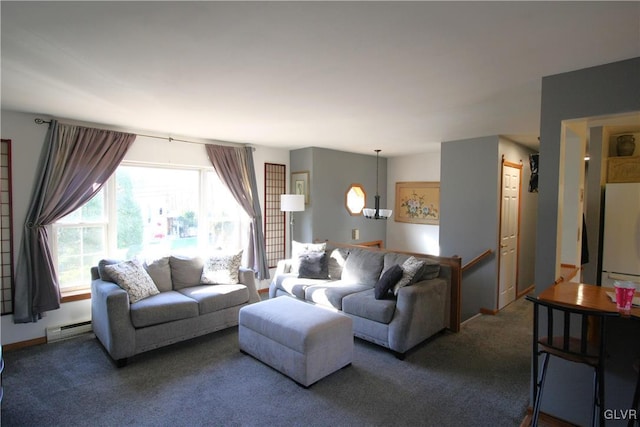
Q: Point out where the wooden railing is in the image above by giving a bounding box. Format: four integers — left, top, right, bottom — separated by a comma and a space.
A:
356, 240, 384, 249
462, 249, 494, 273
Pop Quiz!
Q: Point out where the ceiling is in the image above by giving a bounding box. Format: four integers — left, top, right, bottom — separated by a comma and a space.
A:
2, 2, 639, 157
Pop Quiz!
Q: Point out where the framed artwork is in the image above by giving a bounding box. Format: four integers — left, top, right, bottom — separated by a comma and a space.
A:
291, 171, 310, 205
395, 181, 440, 225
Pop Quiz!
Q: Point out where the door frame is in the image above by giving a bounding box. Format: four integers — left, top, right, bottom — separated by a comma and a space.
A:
497, 157, 523, 309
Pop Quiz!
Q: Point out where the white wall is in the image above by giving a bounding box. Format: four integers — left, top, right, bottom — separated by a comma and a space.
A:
0, 109, 288, 345
386, 148, 441, 254
560, 129, 584, 271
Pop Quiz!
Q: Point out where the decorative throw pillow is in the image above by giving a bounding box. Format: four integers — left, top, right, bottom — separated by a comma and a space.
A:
375, 264, 403, 300
291, 241, 326, 273
104, 260, 160, 304
393, 256, 426, 296
297, 251, 329, 279
201, 250, 243, 284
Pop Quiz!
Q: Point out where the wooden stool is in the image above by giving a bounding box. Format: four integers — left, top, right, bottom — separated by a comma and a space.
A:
526, 295, 617, 427
630, 358, 640, 427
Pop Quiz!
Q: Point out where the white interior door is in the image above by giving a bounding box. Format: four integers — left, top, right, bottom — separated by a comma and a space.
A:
498, 161, 521, 309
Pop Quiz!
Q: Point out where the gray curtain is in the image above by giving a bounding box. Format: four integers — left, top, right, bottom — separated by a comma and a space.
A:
13, 121, 136, 323
206, 145, 269, 280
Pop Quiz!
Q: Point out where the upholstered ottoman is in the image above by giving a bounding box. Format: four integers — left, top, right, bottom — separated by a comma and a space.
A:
238, 296, 353, 387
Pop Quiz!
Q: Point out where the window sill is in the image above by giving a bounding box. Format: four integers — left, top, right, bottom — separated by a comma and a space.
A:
61, 289, 91, 303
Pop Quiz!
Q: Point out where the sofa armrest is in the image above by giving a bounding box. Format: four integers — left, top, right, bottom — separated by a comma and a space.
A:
91, 278, 136, 361
268, 259, 294, 298
387, 278, 448, 354
274, 259, 293, 276
239, 267, 260, 304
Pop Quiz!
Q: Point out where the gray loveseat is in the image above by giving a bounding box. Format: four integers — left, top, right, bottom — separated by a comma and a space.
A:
91, 255, 260, 366
269, 242, 461, 358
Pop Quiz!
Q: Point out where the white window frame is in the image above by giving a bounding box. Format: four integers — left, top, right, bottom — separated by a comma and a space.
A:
52, 160, 249, 292
51, 185, 109, 293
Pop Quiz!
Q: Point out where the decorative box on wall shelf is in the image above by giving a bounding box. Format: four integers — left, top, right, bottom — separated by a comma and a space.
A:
607, 156, 640, 183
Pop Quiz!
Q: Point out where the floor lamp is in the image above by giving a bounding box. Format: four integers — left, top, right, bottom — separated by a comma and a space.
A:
280, 194, 305, 256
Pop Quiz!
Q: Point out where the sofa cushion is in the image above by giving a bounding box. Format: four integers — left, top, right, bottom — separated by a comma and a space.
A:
272, 273, 330, 300
129, 291, 199, 328
104, 260, 160, 304
143, 256, 172, 292
341, 249, 385, 287
201, 250, 243, 284
342, 289, 397, 324
383, 253, 440, 282
328, 247, 350, 280
178, 284, 249, 315
297, 251, 329, 279
305, 281, 371, 310
374, 264, 403, 299
393, 256, 426, 296
170, 256, 204, 290
291, 241, 326, 274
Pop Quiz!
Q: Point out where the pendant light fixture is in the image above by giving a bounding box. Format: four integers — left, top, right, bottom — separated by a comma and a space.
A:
363, 149, 392, 220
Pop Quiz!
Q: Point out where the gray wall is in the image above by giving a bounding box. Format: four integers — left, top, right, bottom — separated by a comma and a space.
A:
536, 57, 640, 295
535, 57, 640, 425
290, 147, 387, 245
441, 135, 537, 321
440, 136, 500, 320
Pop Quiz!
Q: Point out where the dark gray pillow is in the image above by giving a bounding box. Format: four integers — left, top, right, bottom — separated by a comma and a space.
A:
298, 251, 329, 279
374, 264, 403, 300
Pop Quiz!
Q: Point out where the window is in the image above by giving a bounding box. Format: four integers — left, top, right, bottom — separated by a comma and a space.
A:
52, 163, 249, 291
345, 183, 366, 216
53, 190, 106, 292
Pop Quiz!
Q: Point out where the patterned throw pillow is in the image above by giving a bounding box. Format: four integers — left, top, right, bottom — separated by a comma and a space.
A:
201, 250, 243, 284
104, 260, 160, 304
393, 256, 426, 296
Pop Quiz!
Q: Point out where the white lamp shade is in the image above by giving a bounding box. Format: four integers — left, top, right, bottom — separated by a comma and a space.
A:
378, 209, 393, 219
280, 194, 305, 212
363, 208, 393, 219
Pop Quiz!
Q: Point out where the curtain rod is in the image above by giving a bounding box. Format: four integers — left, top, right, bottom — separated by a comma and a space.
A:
34, 118, 253, 150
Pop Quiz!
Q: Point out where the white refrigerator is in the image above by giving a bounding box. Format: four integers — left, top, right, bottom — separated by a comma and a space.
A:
601, 182, 640, 288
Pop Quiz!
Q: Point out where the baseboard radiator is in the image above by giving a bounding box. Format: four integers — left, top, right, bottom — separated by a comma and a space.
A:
46, 320, 92, 343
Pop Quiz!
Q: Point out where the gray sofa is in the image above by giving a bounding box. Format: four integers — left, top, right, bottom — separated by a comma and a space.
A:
269, 242, 461, 358
91, 255, 260, 366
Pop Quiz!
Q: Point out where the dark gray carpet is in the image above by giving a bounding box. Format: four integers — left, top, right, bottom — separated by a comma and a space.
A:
1, 297, 532, 426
